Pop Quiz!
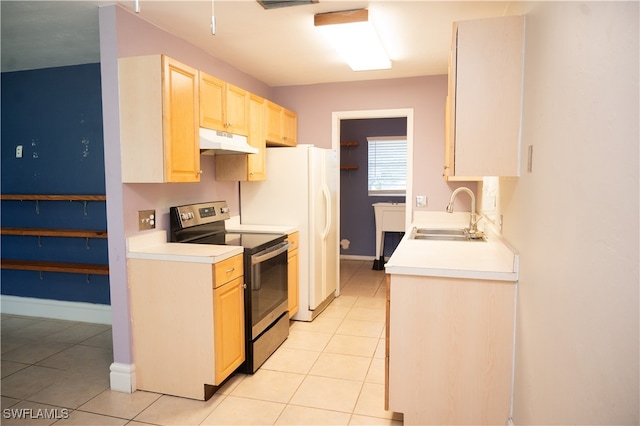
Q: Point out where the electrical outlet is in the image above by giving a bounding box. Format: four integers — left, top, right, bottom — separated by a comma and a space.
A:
138, 210, 156, 230
416, 195, 427, 207
16, 145, 23, 158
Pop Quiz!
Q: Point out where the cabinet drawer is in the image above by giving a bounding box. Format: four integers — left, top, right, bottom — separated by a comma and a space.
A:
286, 232, 299, 252
213, 254, 243, 288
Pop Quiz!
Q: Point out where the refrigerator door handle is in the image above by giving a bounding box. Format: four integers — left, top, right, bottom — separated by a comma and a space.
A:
321, 184, 331, 240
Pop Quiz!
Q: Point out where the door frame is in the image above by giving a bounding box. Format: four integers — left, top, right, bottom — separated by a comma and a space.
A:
331, 108, 415, 264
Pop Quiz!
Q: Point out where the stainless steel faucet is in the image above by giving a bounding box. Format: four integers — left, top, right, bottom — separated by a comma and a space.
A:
446, 187, 481, 234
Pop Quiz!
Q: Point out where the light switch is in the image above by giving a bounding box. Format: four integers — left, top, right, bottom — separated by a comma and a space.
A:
416, 195, 427, 207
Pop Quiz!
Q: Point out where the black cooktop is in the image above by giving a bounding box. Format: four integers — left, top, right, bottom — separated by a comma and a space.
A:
169, 201, 286, 255
192, 232, 286, 254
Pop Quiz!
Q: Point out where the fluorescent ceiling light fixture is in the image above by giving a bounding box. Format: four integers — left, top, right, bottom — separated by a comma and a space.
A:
315, 9, 391, 71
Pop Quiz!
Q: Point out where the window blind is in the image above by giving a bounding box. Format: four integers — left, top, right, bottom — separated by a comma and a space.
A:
367, 137, 407, 195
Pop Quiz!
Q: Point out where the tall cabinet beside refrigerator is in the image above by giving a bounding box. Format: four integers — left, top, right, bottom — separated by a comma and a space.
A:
240, 145, 338, 321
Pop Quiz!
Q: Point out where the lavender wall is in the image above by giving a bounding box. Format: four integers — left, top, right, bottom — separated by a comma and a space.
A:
272, 75, 475, 221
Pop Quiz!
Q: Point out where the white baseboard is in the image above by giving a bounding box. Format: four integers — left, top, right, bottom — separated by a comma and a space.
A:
0, 295, 111, 324
340, 254, 376, 261
110, 363, 136, 393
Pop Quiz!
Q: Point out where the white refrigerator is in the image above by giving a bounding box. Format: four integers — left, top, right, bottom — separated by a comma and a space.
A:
240, 145, 338, 321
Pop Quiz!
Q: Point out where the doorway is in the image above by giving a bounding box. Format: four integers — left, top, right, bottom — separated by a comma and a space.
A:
331, 109, 414, 263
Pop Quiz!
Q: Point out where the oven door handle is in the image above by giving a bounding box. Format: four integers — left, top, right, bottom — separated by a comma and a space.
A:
251, 241, 290, 265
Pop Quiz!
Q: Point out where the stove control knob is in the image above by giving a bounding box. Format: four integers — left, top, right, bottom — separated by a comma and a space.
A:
189, 212, 195, 219
220, 207, 229, 214
181, 212, 190, 221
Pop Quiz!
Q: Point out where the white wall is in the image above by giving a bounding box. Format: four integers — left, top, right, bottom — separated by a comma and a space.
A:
500, 2, 639, 424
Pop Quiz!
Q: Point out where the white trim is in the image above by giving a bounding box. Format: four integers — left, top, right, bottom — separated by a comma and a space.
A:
0, 295, 112, 325
340, 254, 376, 261
110, 362, 136, 393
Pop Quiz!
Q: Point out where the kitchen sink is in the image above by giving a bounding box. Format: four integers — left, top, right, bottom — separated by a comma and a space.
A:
410, 227, 486, 242
414, 228, 466, 236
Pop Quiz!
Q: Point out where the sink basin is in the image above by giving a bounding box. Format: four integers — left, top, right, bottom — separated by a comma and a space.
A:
415, 228, 466, 236
410, 227, 486, 242
413, 234, 469, 241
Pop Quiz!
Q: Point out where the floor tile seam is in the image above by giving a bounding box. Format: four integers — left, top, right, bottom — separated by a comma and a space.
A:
133, 393, 225, 426
71, 406, 140, 422
279, 401, 362, 421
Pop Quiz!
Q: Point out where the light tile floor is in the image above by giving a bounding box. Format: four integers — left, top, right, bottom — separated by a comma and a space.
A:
1, 260, 402, 425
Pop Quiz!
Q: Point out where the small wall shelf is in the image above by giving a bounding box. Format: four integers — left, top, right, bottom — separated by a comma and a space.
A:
340, 142, 359, 147
340, 141, 359, 172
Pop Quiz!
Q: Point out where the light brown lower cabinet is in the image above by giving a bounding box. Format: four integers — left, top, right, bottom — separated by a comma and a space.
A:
386, 274, 516, 425
286, 232, 299, 317
129, 254, 245, 400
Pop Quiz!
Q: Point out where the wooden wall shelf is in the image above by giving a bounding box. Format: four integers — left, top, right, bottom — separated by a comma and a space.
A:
340, 142, 359, 147
1, 259, 109, 276
340, 165, 359, 170
0, 194, 107, 201
1, 228, 107, 239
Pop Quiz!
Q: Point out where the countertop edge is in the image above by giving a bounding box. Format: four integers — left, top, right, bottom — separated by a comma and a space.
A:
384, 265, 518, 282
126, 248, 242, 264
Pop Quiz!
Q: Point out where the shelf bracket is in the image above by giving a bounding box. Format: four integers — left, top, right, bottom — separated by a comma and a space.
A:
37, 236, 42, 248
85, 237, 91, 250
35, 200, 40, 215
39, 271, 44, 280
86, 274, 91, 283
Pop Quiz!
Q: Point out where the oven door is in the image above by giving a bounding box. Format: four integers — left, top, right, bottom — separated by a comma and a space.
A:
249, 241, 290, 339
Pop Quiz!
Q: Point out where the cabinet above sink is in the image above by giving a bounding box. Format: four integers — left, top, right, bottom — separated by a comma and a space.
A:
444, 15, 525, 180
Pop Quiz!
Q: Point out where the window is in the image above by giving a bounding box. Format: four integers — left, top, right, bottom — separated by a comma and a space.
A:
367, 136, 407, 196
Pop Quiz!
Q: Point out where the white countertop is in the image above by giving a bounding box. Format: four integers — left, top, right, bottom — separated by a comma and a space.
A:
385, 212, 519, 281
126, 231, 242, 264
225, 216, 297, 235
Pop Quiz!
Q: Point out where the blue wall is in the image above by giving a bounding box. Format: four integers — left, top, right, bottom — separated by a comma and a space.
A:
340, 118, 407, 258
1, 64, 109, 304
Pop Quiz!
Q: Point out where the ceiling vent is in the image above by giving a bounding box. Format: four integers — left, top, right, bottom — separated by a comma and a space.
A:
257, 0, 318, 10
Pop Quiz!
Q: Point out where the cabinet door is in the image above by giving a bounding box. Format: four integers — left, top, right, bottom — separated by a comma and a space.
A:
199, 72, 225, 131
225, 83, 250, 136
287, 232, 300, 317
447, 15, 524, 179
443, 22, 457, 180
247, 93, 266, 180
282, 108, 298, 147
163, 56, 200, 182
265, 100, 283, 144
213, 276, 245, 384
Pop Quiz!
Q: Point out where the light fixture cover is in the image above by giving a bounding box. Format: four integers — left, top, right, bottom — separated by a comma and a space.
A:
258, 0, 318, 10
315, 9, 391, 71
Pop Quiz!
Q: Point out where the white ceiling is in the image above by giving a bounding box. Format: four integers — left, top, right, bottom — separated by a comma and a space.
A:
1, 0, 533, 87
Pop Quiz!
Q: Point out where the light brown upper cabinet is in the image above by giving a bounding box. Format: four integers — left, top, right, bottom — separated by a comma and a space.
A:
119, 55, 200, 183
444, 15, 525, 180
265, 100, 298, 147
215, 93, 267, 181
199, 72, 249, 137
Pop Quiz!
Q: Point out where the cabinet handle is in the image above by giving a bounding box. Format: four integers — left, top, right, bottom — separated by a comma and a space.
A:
226, 267, 235, 273
242, 283, 247, 289
197, 170, 203, 176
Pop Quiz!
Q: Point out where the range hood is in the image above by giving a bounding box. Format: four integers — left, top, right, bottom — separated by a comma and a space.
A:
200, 128, 258, 155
